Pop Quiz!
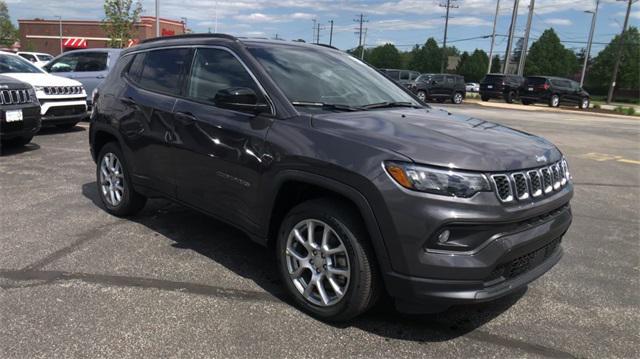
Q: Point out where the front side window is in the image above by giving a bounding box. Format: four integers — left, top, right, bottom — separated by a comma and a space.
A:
0, 54, 43, 74
37, 54, 53, 62
249, 45, 420, 109
46, 54, 79, 73
186, 48, 262, 105
137, 48, 190, 95
74, 52, 108, 72
19, 53, 36, 62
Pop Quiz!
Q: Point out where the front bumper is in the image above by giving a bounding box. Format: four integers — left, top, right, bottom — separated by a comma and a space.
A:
1, 105, 42, 139
480, 89, 504, 99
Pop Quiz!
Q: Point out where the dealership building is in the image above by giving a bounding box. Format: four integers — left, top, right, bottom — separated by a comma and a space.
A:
18, 16, 186, 55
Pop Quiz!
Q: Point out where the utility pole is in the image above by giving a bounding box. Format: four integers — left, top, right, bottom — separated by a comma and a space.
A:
155, 0, 160, 37
361, 28, 368, 60
581, 0, 600, 87
439, 0, 459, 73
487, 0, 501, 73
316, 22, 322, 44
503, 0, 520, 73
329, 20, 334, 46
55, 16, 62, 55
517, 0, 535, 76
354, 14, 368, 59
312, 19, 317, 43
607, 0, 635, 103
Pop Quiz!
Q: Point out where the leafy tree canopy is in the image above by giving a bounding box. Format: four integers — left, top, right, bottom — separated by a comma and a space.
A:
456, 49, 489, 82
0, 0, 18, 48
524, 28, 579, 78
366, 43, 402, 69
103, 0, 143, 48
586, 26, 639, 92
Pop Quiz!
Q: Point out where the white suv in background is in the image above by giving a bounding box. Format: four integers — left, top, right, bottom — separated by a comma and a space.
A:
1, 52, 87, 129
17, 52, 54, 68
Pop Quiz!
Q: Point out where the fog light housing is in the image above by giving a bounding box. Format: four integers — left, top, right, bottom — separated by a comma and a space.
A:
437, 230, 450, 244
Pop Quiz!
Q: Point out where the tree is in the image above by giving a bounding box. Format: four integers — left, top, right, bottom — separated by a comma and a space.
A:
409, 38, 441, 73
524, 28, 579, 78
490, 55, 501, 73
366, 43, 402, 69
586, 27, 639, 94
346, 45, 370, 60
457, 49, 489, 82
102, 0, 143, 48
0, 0, 18, 48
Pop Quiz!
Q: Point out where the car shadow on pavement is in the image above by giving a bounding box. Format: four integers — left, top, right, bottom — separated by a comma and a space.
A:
0, 142, 40, 156
36, 125, 85, 136
82, 181, 524, 342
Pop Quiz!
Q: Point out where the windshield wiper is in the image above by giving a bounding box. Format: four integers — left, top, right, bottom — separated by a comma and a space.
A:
291, 101, 363, 112
361, 101, 422, 110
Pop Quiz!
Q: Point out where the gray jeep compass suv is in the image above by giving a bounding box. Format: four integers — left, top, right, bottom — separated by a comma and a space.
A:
89, 34, 573, 321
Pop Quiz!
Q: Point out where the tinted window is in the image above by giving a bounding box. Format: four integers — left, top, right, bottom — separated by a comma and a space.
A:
75, 52, 108, 72
526, 77, 547, 85
138, 48, 190, 95
446, 76, 454, 84
551, 79, 570, 88
400, 71, 410, 80
417, 74, 432, 83
19, 54, 36, 62
126, 53, 145, 82
37, 54, 53, 62
432, 75, 444, 83
410, 72, 419, 80
386, 70, 400, 80
47, 53, 79, 73
482, 75, 504, 84
187, 48, 262, 105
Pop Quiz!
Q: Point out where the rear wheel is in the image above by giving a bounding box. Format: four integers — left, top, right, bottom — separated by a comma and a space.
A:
452, 92, 463, 104
416, 90, 427, 102
549, 94, 560, 107
579, 97, 590, 110
96, 142, 146, 217
276, 198, 380, 321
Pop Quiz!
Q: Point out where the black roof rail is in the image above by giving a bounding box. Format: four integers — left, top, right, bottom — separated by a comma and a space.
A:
140, 33, 238, 44
314, 43, 339, 51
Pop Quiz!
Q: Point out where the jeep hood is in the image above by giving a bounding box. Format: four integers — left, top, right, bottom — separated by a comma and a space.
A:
311, 108, 562, 172
2, 73, 82, 87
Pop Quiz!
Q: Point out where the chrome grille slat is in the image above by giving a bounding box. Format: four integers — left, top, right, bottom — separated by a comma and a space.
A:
492, 161, 568, 203
43, 86, 82, 96
0, 89, 30, 105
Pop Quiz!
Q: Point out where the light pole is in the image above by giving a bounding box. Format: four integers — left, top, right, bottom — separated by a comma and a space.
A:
580, 0, 599, 87
54, 16, 63, 54
155, 0, 160, 37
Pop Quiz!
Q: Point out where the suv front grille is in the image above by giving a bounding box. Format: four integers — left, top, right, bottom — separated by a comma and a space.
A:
42, 86, 83, 95
491, 161, 570, 203
0, 89, 31, 105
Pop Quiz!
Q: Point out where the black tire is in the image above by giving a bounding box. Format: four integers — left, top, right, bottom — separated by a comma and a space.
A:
505, 90, 516, 104
481, 96, 490, 102
521, 99, 532, 106
2, 136, 33, 147
96, 142, 146, 217
579, 97, 590, 110
56, 122, 78, 130
451, 92, 463, 104
548, 94, 560, 107
276, 198, 380, 321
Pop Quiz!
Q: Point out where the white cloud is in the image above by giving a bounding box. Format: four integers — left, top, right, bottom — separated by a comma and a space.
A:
544, 18, 573, 26
233, 12, 315, 23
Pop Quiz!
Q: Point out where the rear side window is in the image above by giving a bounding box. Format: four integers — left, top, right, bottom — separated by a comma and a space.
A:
526, 77, 547, 85
186, 48, 262, 105
386, 70, 399, 80
432, 75, 444, 83
19, 53, 36, 62
400, 71, 410, 80
446, 76, 454, 84
551, 79, 570, 88
74, 52, 108, 72
137, 48, 190, 95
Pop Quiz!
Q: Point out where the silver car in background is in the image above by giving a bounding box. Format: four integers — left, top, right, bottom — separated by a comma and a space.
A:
43, 48, 122, 109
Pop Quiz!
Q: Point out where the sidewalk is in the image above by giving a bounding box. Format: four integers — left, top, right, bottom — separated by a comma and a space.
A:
465, 98, 639, 119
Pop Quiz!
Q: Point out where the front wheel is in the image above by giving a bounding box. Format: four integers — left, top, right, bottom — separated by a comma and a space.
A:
549, 94, 560, 107
579, 97, 590, 110
452, 92, 463, 104
96, 142, 146, 217
505, 90, 516, 104
276, 199, 380, 321
416, 90, 427, 102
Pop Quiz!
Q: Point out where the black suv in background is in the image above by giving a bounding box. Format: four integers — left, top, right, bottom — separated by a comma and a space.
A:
0, 75, 41, 148
520, 76, 590, 109
410, 73, 466, 104
90, 34, 573, 321
380, 68, 420, 87
480, 74, 525, 103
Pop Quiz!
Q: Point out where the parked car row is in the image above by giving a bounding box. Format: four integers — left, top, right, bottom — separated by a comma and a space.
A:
1, 48, 122, 148
480, 73, 590, 109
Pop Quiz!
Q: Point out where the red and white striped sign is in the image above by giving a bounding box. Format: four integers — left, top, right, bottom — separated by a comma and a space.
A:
126, 39, 139, 48
62, 38, 88, 49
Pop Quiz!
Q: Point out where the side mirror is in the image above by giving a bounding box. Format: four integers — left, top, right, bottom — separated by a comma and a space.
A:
214, 87, 270, 114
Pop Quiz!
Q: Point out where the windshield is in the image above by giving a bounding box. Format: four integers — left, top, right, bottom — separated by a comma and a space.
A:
0, 54, 44, 74
37, 54, 53, 62
248, 45, 421, 110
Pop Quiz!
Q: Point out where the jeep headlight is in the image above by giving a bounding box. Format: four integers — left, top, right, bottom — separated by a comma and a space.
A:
28, 87, 39, 104
384, 161, 491, 198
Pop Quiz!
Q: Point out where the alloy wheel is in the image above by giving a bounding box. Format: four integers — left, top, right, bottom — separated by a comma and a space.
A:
453, 93, 463, 104
581, 98, 589, 109
285, 219, 351, 306
551, 95, 559, 107
417, 91, 426, 102
99, 152, 125, 206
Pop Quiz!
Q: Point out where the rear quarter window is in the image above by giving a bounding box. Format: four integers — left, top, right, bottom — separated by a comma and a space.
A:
136, 48, 190, 95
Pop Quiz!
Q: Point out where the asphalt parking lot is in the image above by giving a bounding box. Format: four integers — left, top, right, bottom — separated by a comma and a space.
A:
1, 104, 638, 358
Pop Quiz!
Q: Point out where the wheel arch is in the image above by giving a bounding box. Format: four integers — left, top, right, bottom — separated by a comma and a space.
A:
90, 124, 123, 163
262, 170, 393, 275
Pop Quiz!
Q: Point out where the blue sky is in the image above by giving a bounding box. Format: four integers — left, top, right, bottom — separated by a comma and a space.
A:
6, 0, 639, 56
